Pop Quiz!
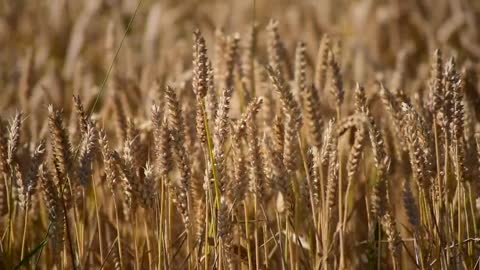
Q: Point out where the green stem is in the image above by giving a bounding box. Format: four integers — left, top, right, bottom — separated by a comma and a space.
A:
20, 200, 29, 260
244, 202, 253, 270
200, 100, 220, 209
112, 197, 123, 270
92, 180, 104, 262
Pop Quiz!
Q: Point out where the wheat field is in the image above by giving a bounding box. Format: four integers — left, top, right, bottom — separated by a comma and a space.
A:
1, 0, 480, 269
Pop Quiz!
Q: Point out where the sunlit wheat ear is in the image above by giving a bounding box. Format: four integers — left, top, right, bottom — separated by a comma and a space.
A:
193, 29, 209, 145
77, 123, 97, 186
165, 85, 191, 226
302, 83, 323, 148
301, 147, 316, 209
269, 137, 293, 214
48, 105, 76, 208
39, 164, 65, 259
165, 86, 187, 144
359, 88, 388, 218
400, 103, 434, 191
191, 167, 206, 242
151, 104, 172, 178
98, 129, 119, 192
266, 65, 302, 127
310, 146, 322, 207
0, 116, 9, 176
17, 141, 46, 208
327, 50, 344, 110
126, 119, 146, 169
170, 129, 192, 225
314, 34, 330, 92
7, 112, 22, 166
451, 63, 466, 183
370, 157, 389, 219
325, 133, 339, 209
429, 49, 444, 114
223, 33, 240, 91
320, 119, 335, 166
217, 200, 235, 268
243, 98, 265, 198
205, 60, 217, 121
235, 97, 263, 136
192, 29, 209, 99
246, 115, 264, 198
214, 87, 233, 147
73, 95, 89, 135
335, 114, 366, 139
443, 57, 459, 130
283, 112, 300, 172
226, 127, 248, 207
115, 138, 138, 211
12, 162, 22, 205
381, 211, 401, 267
378, 84, 407, 152
139, 162, 156, 209
267, 19, 286, 78
213, 87, 233, 193
402, 179, 420, 230
240, 24, 257, 97
195, 102, 206, 145
294, 41, 307, 95
364, 106, 387, 170
346, 123, 366, 183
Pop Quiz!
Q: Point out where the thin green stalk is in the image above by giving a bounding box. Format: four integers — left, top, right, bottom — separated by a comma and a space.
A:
134, 213, 139, 270
454, 142, 462, 257
64, 176, 82, 259
433, 119, 443, 216
467, 183, 477, 257
290, 173, 301, 270
286, 217, 293, 270
275, 210, 286, 270
322, 192, 329, 270
336, 107, 345, 270
92, 180, 104, 262
262, 222, 269, 269
462, 186, 472, 258
143, 219, 153, 269
156, 193, 163, 269
167, 189, 172, 268
62, 200, 78, 270
6, 170, 14, 266
244, 202, 253, 270
20, 197, 29, 259
112, 196, 124, 270
204, 192, 210, 270
200, 100, 220, 209
297, 132, 321, 266
254, 195, 260, 270
89, 0, 144, 116
376, 224, 381, 270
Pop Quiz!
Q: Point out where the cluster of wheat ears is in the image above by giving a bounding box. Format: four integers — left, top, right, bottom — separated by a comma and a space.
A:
1, 0, 480, 269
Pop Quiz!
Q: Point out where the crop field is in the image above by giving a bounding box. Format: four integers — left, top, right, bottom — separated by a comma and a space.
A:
1, 0, 480, 269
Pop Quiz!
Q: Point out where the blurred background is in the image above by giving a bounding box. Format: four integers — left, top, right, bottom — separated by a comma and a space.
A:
2, 0, 479, 102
